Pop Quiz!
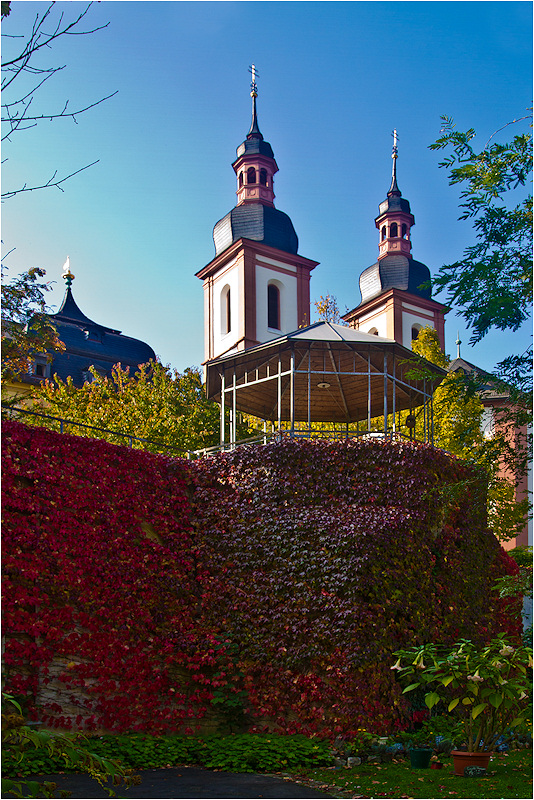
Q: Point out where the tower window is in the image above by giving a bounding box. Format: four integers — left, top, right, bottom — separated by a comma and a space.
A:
221, 286, 231, 334
267, 284, 280, 330
402, 223, 408, 239
381, 226, 386, 241
239, 172, 244, 187
390, 222, 398, 238
247, 167, 256, 185
259, 168, 268, 186
411, 325, 422, 341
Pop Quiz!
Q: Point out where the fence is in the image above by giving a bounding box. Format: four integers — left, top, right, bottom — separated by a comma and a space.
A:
2, 404, 425, 460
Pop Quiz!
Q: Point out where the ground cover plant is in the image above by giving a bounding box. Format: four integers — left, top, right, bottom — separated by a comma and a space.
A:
289, 748, 533, 799
2, 420, 520, 738
2, 732, 333, 777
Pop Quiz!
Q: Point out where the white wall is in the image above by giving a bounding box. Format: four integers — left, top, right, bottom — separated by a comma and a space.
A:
402, 310, 434, 349
255, 263, 297, 342
212, 259, 240, 357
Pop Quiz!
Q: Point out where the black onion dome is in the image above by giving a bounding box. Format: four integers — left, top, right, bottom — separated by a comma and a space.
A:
213, 203, 298, 256
376, 192, 413, 218
359, 255, 432, 304
236, 137, 275, 160
48, 286, 156, 387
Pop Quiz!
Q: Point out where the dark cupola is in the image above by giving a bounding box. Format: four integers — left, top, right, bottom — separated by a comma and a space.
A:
212, 65, 298, 256
46, 259, 156, 386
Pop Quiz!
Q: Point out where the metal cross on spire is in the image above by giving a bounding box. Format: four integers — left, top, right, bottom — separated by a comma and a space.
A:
249, 63, 259, 97
392, 129, 399, 160
388, 128, 400, 194
456, 331, 462, 359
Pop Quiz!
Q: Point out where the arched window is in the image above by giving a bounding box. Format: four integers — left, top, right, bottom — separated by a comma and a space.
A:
221, 286, 231, 335
390, 222, 398, 238
411, 324, 422, 341
239, 172, 244, 187
247, 167, 256, 185
259, 168, 268, 186
267, 284, 280, 330
401, 223, 408, 239
381, 226, 386, 241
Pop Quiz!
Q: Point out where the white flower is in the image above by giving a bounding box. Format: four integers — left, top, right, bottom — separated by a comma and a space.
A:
390, 658, 403, 672
499, 645, 515, 656
467, 674, 484, 683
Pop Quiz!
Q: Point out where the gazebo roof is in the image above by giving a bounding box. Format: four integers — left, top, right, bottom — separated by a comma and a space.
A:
205, 322, 446, 424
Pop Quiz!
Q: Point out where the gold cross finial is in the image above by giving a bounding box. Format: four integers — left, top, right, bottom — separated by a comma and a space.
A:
249, 63, 258, 97
392, 129, 399, 159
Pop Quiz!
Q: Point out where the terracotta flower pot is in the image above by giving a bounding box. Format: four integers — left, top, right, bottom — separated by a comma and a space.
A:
451, 750, 492, 776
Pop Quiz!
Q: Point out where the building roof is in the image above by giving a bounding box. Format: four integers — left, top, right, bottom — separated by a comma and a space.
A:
448, 356, 509, 401
205, 321, 446, 423
47, 282, 156, 386
213, 203, 298, 256
359, 254, 432, 304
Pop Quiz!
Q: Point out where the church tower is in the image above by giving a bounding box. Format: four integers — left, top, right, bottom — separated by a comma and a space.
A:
196, 67, 318, 362
343, 132, 447, 349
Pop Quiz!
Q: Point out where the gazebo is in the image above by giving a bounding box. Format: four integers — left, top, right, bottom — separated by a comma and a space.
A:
205, 322, 447, 447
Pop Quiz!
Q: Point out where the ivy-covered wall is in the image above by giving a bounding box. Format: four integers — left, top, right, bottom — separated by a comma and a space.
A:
2, 420, 520, 737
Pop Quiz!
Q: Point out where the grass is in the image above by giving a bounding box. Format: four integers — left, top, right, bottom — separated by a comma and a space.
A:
286, 749, 533, 799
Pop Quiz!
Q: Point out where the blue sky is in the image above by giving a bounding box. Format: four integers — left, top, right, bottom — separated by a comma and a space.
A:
2, 1, 532, 373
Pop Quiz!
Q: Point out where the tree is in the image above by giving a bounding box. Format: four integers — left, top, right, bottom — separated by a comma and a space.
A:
430, 115, 532, 495
1, 1, 117, 199
313, 294, 347, 325
412, 327, 528, 542
429, 114, 532, 343
1, 266, 64, 387
28, 361, 255, 455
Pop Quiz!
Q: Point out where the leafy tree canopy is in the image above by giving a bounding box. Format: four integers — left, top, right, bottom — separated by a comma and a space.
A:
430, 114, 532, 344
1, 267, 64, 385
412, 327, 528, 542
313, 294, 347, 325
29, 361, 254, 455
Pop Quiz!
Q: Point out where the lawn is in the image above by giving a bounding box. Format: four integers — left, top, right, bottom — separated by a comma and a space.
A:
286, 749, 533, 799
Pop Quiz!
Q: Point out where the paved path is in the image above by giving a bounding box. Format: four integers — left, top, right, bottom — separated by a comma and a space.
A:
30, 767, 335, 799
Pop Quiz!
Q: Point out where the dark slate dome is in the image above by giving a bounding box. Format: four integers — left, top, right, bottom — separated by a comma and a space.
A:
48, 285, 156, 387
213, 203, 299, 256
236, 136, 275, 160
359, 254, 432, 304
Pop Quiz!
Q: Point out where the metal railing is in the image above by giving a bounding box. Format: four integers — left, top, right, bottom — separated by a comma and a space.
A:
2, 404, 426, 460
1, 404, 187, 457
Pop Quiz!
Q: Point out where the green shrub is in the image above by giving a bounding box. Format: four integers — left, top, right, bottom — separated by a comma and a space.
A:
2, 732, 332, 777
199, 734, 332, 772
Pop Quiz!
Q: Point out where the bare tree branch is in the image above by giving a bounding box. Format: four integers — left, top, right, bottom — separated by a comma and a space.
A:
1, 1, 115, 198
1, 161, 100, 200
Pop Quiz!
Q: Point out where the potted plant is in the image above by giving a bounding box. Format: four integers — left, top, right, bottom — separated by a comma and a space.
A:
391, 634, 532, 775
395, 728, 434, 769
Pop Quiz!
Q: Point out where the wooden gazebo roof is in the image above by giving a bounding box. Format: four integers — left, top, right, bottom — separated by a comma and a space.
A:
205, 322, 446, 426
